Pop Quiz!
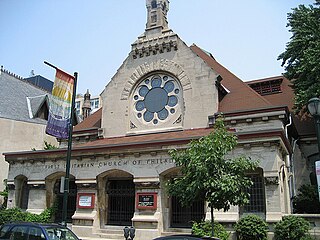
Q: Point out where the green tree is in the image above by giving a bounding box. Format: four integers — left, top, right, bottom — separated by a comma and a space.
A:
278, 0, 320, 113
167, 117, 258, 237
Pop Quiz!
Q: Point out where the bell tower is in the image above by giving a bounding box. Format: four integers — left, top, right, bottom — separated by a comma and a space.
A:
82, 89, 91, 119
146, 0, 169, 32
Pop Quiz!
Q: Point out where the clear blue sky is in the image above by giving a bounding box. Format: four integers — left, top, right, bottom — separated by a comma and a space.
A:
0, 0, 315, 96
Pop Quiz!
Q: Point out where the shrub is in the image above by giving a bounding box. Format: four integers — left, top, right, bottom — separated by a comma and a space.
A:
0, 205, 56, 225
293, 184, 320, 213
0, 208, 26, 225
192, 220, 230, 240
234, 215, 268, 240
274, 215, 311, 240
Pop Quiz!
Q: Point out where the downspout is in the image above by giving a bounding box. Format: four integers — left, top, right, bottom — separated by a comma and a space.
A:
284, 114, 298, 212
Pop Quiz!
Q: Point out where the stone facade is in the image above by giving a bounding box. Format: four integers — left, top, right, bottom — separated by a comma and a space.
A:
3, 1, 319, 240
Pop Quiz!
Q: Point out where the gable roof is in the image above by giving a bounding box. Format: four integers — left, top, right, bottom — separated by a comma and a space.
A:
0, 70, 49, 124
190, 44, 273, 113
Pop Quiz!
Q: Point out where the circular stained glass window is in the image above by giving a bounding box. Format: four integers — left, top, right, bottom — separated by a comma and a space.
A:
133, 74, 181, 124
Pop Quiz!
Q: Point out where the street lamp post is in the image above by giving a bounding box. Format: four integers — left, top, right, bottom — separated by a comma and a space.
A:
307, 97, 320, 152
307, 97, 320, 202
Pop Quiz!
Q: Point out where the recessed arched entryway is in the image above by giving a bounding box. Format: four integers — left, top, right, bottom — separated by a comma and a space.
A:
160, 168, 205, 229
14, 175, 29, 210
45, 172, 77, 223
97, 170, 135, 226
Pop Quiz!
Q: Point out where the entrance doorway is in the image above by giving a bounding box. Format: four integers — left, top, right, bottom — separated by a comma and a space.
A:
171, 196, 204, 228
54, 179, 77, 223
106, 179, 135, 225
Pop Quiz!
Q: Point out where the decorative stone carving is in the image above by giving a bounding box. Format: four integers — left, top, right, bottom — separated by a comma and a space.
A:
76, 183, 97, 189
121, 59, 191, 100
132, 32, 178, 60
264, 176, 279, 185
173, 115, 182, 124
130, 121, 137, 129
135, 181, 160, 189
28, 184, 46, 190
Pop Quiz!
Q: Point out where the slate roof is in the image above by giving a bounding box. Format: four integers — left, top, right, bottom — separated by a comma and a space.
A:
0, 70, 49, 124
247, 76, 315, 137
24, 75, 53, 92
190, 44, 273, 113
77, 127, 214, 149
73, 108, 102, 131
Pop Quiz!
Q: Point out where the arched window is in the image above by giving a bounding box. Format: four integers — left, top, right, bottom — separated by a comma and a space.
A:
241, 169, 266, 218
151, 0, 157, 9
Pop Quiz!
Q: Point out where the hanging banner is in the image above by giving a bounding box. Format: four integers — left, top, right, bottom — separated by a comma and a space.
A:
46, 69, 75, 139
316, 161, 320, 201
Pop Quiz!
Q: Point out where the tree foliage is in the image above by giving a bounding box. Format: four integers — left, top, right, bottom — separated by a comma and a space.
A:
293, 184, 320, 213
167, 118, 258, 212
278, 0, 320, 112
43, 141, 58, 150
32, 141, 58, 151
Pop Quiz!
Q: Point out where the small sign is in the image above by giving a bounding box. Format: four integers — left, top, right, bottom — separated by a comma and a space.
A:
77, 193, 95, 209
136, 193, 157, 210
316, 161, 320, 201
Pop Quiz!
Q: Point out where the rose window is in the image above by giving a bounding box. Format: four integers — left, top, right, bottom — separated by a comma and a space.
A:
133, 74, 181, 125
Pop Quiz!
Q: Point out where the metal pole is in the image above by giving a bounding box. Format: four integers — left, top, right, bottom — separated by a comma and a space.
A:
61, 72, 78, 226
314, 116, 320, 153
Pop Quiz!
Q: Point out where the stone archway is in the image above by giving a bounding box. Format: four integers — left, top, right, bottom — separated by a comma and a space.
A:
160, 167, 205, 229
97, 170, 135, 227
45, 172, 77, 223
14, 175, 29, 210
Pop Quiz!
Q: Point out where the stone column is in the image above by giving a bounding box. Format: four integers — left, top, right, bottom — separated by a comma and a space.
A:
264, 173, 282, 222
71, 179, 97, 239
6, 181, 15, 209
132, 177, 161, 240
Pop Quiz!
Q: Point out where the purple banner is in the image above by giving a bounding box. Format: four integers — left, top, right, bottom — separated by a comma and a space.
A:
46, 69, 74, 139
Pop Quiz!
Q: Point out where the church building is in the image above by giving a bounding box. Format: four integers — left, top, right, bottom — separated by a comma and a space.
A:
4, 1, 317, 239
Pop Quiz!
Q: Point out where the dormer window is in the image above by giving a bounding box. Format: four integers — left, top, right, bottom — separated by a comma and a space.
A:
249, 79, 282, 96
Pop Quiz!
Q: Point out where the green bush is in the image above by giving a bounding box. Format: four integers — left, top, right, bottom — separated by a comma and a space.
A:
0, 206, 56, 225
274, 215, 311, 240
293, 184, 320, 213
192, 220, 230, 240
0, 208, 26, 224
234, 215, 268, 240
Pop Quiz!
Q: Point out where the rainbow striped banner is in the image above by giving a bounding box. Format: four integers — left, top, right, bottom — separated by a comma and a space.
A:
46, 69, 75, 139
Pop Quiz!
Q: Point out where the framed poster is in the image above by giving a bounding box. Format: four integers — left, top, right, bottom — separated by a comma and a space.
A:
136, 192, 157, 210
77, 193, 95, 209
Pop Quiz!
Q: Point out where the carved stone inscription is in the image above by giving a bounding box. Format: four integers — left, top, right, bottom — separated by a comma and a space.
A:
10, 157, 175, 172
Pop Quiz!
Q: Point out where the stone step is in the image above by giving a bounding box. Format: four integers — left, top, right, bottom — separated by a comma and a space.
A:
92, 227, 125, 240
